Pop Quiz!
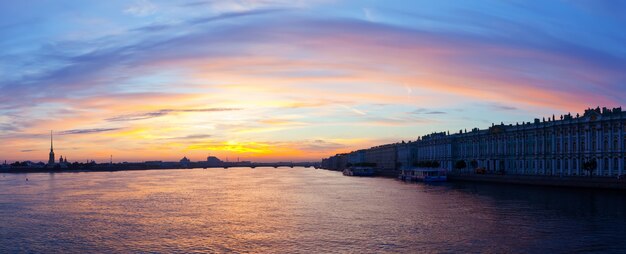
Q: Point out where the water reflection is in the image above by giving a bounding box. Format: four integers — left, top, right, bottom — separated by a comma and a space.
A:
1, 168, 625, 253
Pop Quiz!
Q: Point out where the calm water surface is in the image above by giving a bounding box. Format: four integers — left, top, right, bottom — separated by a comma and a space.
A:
1, 168, 625, 253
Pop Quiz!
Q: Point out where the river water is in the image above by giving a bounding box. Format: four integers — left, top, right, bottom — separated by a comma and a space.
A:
1, 168, 625, 253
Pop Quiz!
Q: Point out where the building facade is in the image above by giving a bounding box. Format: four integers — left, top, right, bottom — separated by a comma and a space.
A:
416, 107, 626, 177
364, 144, 398, 173
322, 107, 626, 177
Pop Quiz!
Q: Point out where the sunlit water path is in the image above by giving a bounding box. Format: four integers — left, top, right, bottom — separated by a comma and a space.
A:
1, 168, 625, 253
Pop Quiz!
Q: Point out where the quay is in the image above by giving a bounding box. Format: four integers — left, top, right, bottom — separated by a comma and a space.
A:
448, 173, 626, 190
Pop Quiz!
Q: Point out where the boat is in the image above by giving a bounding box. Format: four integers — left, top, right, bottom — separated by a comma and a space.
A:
399, 168, 447, 182
343, 166, 375, 176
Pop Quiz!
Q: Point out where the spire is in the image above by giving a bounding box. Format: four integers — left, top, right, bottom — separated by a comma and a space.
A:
48, 130, 56, 165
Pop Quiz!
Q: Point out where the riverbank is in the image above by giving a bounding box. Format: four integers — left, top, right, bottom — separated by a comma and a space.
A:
448, 173, 626, 190
0, 167, 187, 174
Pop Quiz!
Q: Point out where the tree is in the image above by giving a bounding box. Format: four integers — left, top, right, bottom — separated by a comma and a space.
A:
582, 159, 597, 177
413, 161, 441, 168
455, 160, 467, 172
432, 161, 441, 168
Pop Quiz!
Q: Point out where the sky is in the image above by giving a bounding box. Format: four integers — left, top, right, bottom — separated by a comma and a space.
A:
1, 0, 625, 163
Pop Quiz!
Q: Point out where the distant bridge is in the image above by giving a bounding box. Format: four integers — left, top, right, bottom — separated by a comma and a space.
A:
219, 162, 320, 169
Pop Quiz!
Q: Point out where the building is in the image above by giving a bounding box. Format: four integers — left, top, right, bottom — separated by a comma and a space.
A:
396, 141, 418, 170
415, 132, 454, 171
322, 107, 626, 178
347, 149, 366, 165
437, 107, 625, 177
364, 143, 398, 174
180, 156, 190, 168
321, 153, 348, 171
205, 156, 223, 167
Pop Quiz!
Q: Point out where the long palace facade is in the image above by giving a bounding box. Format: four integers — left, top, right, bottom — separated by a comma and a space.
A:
322, 107, 626, 177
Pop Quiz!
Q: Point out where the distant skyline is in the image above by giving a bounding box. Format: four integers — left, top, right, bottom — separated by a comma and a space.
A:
1, 0, 625, 162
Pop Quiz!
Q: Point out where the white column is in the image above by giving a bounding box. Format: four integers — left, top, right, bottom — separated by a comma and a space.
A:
567, 158, 572, 175
617, 124, 625, 175
556, 159, 560, 175
598, 157, 603, 176
534, 159, 538, 175
585, 129, 589, 153
617, 124, 625, 153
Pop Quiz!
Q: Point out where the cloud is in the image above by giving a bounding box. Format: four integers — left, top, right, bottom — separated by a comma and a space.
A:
124, 0, 157, 17
58, 128, 122, 135
411, 108, 447, 115
106, 108, 241, 122
0, 123, 18, 131
2, 1, 626, 162
131, 8, 284, 32
340, 105, 367, 116
180, 1, 211, 7
487, 104, 517, 111
300, 139, 346, 151
163, 134, 212, 140
188, 8, 286, 25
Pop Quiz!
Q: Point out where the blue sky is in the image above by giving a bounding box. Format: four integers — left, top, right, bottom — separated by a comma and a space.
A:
1, 0, 625, 162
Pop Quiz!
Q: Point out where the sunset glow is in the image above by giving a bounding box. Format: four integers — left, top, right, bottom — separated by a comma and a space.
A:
1, 0, 625, 162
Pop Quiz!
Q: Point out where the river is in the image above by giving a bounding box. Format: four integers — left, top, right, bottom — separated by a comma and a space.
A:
1, 168, 625, 253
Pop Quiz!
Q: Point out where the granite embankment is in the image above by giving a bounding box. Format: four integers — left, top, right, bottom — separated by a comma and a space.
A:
448, 173, 626, 190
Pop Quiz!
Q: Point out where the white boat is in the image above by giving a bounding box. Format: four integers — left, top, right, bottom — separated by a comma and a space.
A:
399, 168, 447, 182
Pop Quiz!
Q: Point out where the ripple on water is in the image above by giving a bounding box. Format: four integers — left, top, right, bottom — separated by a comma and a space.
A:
1, 169, 626, 253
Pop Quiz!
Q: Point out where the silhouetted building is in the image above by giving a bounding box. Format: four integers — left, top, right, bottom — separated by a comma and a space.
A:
206, 156, 223, 166
180, 156, 190, 167
48, 131, 55, 165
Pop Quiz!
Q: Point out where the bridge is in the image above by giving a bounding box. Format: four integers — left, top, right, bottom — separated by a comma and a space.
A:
219, 162, 320, 169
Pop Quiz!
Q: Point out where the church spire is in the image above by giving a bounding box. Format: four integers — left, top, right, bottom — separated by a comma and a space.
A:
48, 130, 55, 165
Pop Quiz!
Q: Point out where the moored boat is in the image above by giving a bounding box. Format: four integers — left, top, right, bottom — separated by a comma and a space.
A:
343, 166, 375, 176
399, 168, 447, 182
